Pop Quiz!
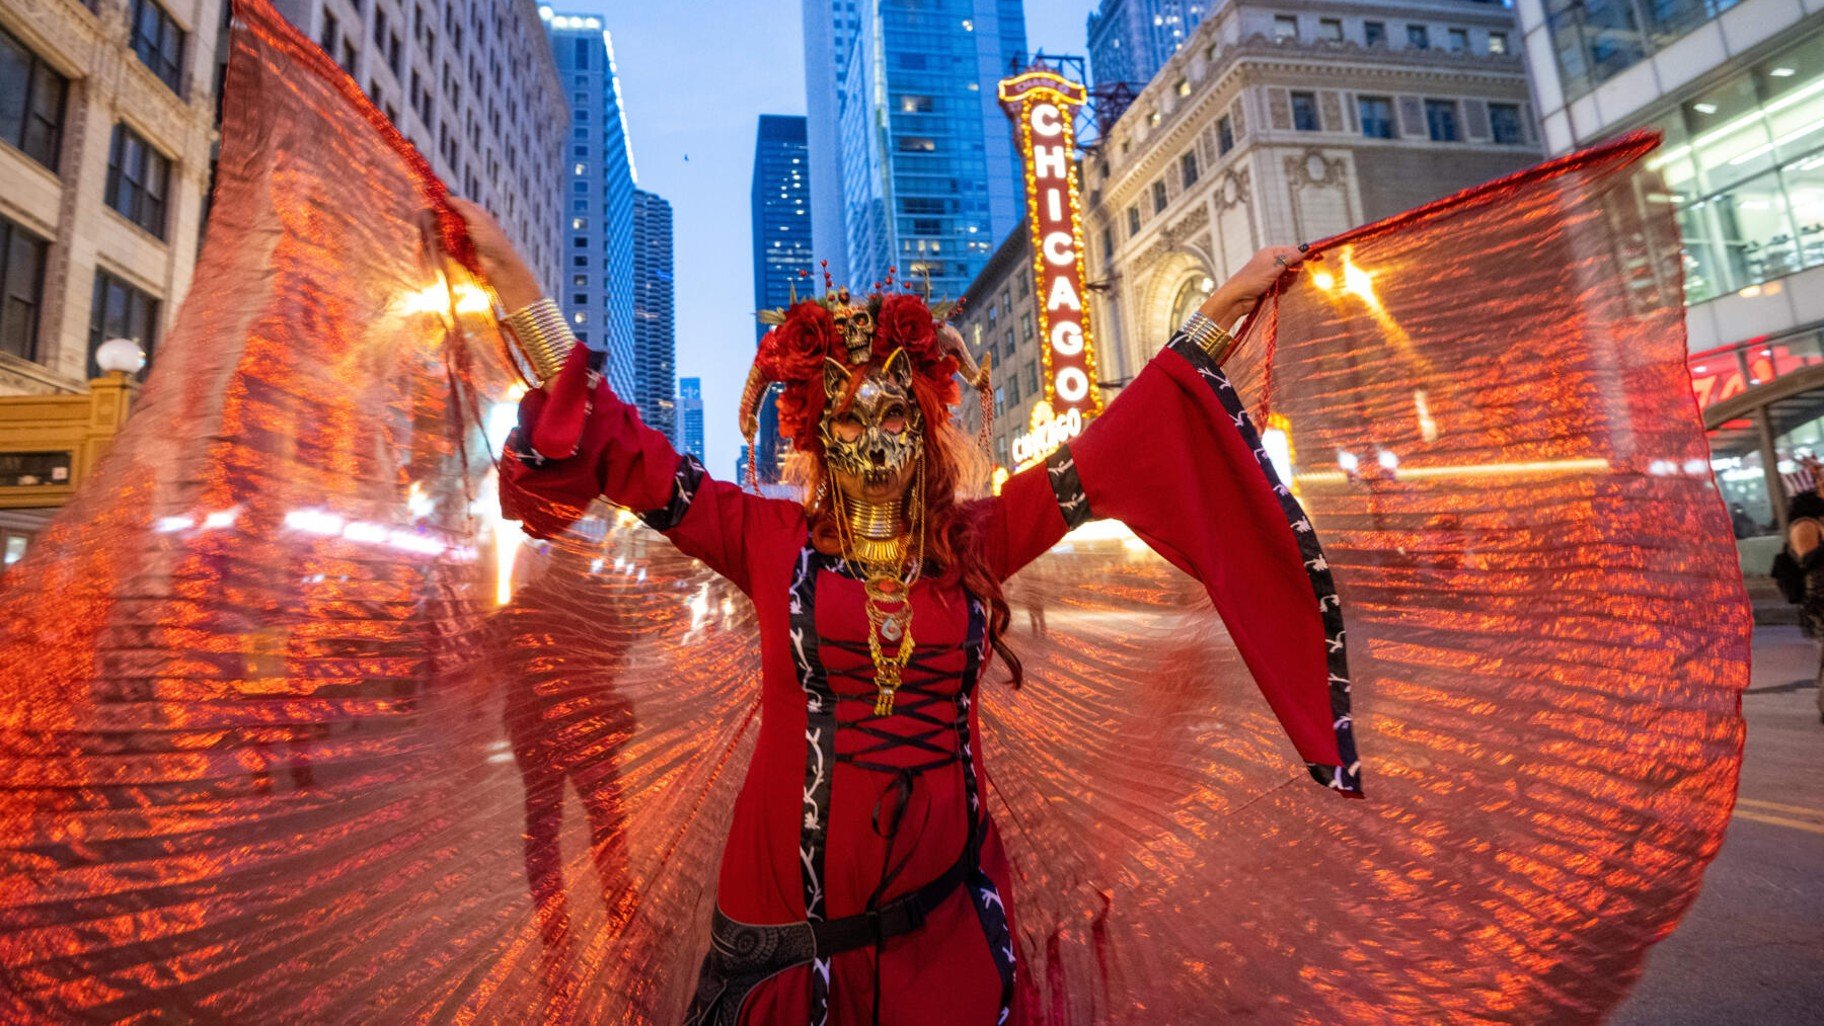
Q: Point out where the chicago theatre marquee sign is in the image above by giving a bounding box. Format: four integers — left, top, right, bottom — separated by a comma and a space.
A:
998, 68, 1103, 469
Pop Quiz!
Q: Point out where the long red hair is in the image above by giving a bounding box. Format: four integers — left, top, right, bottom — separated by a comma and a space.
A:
760, 293, 1022, 685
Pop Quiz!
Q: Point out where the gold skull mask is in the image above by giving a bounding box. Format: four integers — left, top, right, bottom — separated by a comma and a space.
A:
820, 350, 922, 487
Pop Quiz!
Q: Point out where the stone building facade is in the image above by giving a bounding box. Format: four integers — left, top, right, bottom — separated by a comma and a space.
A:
953, 219, 1039, 470
0, 0, 226, 397
1085, 0, 1542, 384
0, 0, 567, 403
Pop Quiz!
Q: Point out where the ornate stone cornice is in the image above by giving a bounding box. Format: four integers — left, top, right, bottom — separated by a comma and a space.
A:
1099, 45, 1529, 207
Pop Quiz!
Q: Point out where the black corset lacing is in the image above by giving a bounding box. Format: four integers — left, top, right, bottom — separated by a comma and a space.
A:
822, 629, 979, 1026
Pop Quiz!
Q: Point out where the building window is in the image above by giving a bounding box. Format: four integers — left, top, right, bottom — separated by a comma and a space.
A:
1490, 103, 1524, 144
1359, 96, 1396, 139
1489, 31, 1509, 56
105, 123, 171, 239
574, 37, 590, 67
1180, 149, 1199, 187
1365, 21, 1386, 47
1151, 179, 1168, 213
1544, 0, 1653, 100
0, 213, 48, 362
1100, 226, 1114, 261
1448, 28, 1469, 53
1319, 18, 1343, 43
1424, 99, 1459, 141
898, 136, 936, 152
1217, 113, 1234, 153
1274, 15, 1298, 41
89, 269, 160, 379
1407, 24, 1430, 50
1126, 205, 1140, 235
319, 11, 340, 56
0, 26, 69, 172
131, 0, 187, 96
1291, 91, 1320, 131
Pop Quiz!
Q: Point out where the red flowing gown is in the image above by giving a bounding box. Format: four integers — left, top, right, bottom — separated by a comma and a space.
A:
499, 333, 1361, 1025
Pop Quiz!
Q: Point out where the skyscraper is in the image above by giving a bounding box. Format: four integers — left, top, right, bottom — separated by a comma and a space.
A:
752, 115, 814, 330
804, 0, 1029, 298
631, 189, 676, 441
750, 114, 813, 483
677, 376, 705, 462
541, 7, 637, 398
275, 0, 568, 299
1086, 0, 1209, 92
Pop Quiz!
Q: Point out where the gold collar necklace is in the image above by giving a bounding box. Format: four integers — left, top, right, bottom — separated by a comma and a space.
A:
830, 466, 925, 716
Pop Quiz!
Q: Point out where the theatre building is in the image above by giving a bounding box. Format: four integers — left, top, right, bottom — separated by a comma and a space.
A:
1084, 0, 1540, 384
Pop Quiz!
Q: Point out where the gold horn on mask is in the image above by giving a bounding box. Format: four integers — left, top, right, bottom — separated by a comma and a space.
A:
738, 362, 774, 491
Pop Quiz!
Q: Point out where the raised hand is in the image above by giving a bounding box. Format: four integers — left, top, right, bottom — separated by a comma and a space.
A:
444, 195, 544, 312
1197, 245, 1305, 327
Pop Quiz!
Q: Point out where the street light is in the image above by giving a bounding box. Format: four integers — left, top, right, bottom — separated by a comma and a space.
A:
94, 337, 146, 377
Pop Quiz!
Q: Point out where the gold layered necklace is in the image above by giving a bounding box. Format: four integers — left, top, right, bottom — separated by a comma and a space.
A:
832, 465, 925, 716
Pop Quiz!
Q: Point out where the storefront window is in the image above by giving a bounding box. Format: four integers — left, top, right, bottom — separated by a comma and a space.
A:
0, 531, 28, 575
1651, 30, 1824, 301
1697, 327, 1824, 538
1711, 450, 1776, 538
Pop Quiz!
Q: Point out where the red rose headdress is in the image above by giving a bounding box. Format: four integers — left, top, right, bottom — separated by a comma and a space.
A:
739, 269, 992, 488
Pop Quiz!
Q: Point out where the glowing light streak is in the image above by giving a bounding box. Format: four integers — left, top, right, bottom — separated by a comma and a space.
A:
1295, 457, 1613, 484
285, 510, 345, 535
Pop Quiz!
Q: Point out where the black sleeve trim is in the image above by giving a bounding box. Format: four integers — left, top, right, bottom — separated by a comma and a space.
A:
637, 453, 707, 531
1044, 444, 1095, 530
1166, 333, 1361, 797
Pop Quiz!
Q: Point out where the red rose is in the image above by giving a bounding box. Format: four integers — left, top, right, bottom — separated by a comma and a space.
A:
758, 301, 839, 383
874, 293, 936, 361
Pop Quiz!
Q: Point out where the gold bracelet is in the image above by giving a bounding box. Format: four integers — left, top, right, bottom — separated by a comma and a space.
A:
501, 297, 576, 384
1181, 311, 1237, 364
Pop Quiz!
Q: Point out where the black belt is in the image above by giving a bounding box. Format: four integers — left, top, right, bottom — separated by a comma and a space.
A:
683, 853, 972, 1026
811, 851, 968, 957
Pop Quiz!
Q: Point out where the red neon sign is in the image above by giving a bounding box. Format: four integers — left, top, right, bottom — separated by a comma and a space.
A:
999, 69, 1103, 424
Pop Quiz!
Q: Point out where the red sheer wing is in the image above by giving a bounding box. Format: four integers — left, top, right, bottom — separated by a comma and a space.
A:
983, 132, 1750, 1024
0, 2, 757, 1022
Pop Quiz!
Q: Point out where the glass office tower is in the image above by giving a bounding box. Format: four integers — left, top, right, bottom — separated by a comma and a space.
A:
632, 189, 677, 442
809, 0, 1028, 299
541, 7, 636, 398
750, 114, 814, 483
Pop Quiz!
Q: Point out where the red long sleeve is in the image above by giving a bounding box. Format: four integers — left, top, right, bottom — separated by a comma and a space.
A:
983, 337, 1361, 795
499, 345, 800, 594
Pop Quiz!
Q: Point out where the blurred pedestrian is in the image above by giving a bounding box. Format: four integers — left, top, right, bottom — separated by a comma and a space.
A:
1783, 488, 1824, 724
1731, 503, 1757, 539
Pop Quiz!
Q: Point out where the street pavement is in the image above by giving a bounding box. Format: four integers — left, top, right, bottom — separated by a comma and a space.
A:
1610, 626, 1824, 1025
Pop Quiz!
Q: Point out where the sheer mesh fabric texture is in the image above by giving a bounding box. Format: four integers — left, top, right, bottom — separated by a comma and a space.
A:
0, 2, 1747, 1023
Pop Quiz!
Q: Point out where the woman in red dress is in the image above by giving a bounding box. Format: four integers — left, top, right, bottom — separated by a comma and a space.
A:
448, 198, 1359, 1025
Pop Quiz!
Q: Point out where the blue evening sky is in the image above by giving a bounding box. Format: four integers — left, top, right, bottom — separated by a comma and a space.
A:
562, 0, 1094, 477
